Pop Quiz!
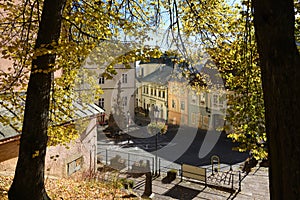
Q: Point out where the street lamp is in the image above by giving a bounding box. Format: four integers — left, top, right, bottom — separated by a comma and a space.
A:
127, 111, 130, 144
153, 105, 160, 176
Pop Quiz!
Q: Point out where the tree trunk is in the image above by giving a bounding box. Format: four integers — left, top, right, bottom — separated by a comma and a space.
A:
8, 0, 66, 199
142, 160, 152, 198
253, 0, 300, 199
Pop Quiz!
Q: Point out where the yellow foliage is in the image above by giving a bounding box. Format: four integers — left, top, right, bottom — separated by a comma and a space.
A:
0, 0, 159, 146
0, 175, 135, 199
0, 0, 268, 159
175, 0, 267, 159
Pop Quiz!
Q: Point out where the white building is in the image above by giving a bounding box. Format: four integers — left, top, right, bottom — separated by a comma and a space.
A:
97, 63, 136, 124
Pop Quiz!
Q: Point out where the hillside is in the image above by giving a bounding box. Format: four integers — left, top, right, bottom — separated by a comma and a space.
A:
0, 175, 138, 200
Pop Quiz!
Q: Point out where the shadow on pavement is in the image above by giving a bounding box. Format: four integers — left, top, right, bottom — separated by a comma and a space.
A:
133, 125, 249, 167
174, 129, 249, 166
99, 124, 249, 167
163, 185, 204, 200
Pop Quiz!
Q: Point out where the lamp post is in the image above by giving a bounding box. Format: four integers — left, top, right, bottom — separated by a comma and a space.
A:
127, 111, 130, 144
153, 105, 160, 176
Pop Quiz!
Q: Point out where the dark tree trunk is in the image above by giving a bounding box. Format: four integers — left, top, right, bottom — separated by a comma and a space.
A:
142, 161, 152, 198
8, 0, 66, 199
253, 0, 300, 199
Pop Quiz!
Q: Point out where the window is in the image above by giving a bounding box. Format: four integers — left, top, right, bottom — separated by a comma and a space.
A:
191, 113, 201, 126
122, 74, 128, 83
150, 88, 153, 95
191, 94, 197, 104
203, 116, 209, 127
99, 76, 105, 84
180, 101, 185, 110
99, 113, 105, 124
191, 113, 196, 124
181, 115, 185, 124
172, 99, 176, 108
67, 157, 82, 175
158, 91, 161, 97
198, 114, 202, 127
122, 96, 128, 107
154, 89, 157, 96
200, 93, 205, 105
213, 94, 218, 107
99, 98, 104, 108
162, 91, 165, 98
212, 94, 224, 108
213, 94, 219, 106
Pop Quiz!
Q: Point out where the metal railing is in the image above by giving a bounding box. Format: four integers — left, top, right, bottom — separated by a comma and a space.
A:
158, 158, 181, 176
97, 149, 242, 191
97, 149, 155, 174
206, 166, 242, 191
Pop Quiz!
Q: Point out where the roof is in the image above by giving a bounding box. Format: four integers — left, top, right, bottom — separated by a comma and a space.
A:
0, 94, 24, 140
167, 61, 225, 89
69, 102, 104, 122
0, 96, 104, 141
138, 65, 173, 85
0, 124, 20, 141
139, 54, 176, 65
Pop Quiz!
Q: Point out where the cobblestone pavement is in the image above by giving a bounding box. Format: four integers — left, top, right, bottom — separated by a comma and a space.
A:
132, 165, 270, 200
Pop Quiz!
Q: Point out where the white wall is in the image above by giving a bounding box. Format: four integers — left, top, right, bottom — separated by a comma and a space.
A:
45, 118, 97, 177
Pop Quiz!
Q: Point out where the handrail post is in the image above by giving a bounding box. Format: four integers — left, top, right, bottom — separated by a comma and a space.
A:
181, 164, 183, 182
128, 153, 130, 170
152, 157, 155, 175
105, 149, 108, 165
205, 168, 207, 186
239, 171, 241, 191
231, 173, 234, 190
158, 158, 161, 176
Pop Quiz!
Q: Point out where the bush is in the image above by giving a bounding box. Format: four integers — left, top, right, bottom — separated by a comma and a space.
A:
119, 178, 134, 189
167, 169, 177, 180
162, 169, 177, 184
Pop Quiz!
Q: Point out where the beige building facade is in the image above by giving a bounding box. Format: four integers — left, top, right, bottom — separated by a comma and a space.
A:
0, 103, 102, 177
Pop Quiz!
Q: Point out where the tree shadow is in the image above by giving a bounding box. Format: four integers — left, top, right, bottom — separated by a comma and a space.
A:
163, 184, 204, 200
174, 128, 249, 166
120, 193, 138, 198
132, 125, 249, 167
